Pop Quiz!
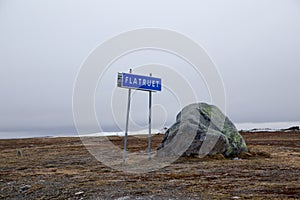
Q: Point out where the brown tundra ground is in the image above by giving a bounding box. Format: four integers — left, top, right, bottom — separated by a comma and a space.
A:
0, 131, 299, 200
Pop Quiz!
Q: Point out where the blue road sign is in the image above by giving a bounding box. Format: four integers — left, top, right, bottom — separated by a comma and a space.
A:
117, 72, 162, 92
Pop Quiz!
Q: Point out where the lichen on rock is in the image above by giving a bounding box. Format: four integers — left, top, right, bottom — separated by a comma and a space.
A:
157, 102, 248, 158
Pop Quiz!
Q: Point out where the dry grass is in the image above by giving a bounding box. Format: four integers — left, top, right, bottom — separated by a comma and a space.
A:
0, 131, 299, 199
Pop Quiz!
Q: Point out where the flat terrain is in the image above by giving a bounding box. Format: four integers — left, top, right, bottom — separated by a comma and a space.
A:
0, 131, 299, 199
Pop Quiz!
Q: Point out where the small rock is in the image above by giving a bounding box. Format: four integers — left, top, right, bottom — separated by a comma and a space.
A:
117, 197, 130, 200
20, 185, 31, 191
232, 196, 240, 199
233, 157, 240, 161
17, 149, 22, 157
75, 191, 84, 196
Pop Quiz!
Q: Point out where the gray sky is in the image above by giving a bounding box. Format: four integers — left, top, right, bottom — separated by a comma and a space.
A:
1, 0, 300, 135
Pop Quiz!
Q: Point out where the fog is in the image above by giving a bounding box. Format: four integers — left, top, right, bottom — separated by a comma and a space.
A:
1, 0, 300, 137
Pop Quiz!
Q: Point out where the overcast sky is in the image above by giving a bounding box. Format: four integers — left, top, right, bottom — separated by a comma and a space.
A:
1, 1, 300, 136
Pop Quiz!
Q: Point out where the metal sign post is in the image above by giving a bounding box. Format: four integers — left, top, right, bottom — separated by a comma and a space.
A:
148, 73, 152, 161
122, 69, 132, 167
117, 69, 162, 166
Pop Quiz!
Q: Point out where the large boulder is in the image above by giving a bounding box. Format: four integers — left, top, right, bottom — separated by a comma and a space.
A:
157, 103, 248, 158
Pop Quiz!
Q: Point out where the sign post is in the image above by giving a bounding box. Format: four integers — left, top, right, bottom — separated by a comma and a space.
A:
148, 73, 152, 161
122, 69, 132, 167
117, 69, 162, 166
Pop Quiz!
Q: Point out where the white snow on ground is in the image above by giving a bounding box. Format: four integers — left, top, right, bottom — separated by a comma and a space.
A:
78, 129, 161, 137
235, 121, 299, 131
78, 122, 300, 137
0, 122, 299, 139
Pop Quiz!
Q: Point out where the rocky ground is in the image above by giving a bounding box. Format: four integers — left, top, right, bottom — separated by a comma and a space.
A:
0, 131, 299, 199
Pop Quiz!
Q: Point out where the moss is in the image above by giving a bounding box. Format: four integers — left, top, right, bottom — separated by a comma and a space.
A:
159, 102, 248, 158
